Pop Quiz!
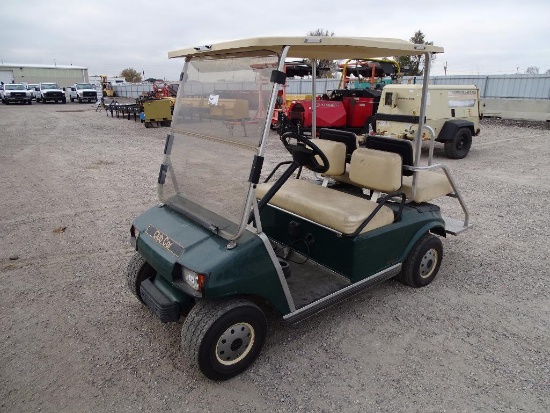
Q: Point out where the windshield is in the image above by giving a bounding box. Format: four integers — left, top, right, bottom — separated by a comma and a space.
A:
162, 54, 278, 239
76, 84, 93, 89
42, 83, 59, 90
6, 84, 25, 90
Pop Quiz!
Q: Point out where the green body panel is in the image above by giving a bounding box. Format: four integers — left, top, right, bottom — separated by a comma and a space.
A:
133, 205, 291, 314
259, 203, 444, 282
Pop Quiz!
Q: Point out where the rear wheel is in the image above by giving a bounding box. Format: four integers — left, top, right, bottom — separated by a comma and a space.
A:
396, 234, 443, 288
181, 299, 267, 381
126, 252, 156, 302
444, 127, 472, 159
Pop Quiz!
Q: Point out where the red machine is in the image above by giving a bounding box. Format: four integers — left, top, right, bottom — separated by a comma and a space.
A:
287, 89, 381, 134
282, 59, 398, 134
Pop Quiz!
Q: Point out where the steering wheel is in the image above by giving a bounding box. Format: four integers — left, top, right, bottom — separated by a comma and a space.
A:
280, 132, 330, 174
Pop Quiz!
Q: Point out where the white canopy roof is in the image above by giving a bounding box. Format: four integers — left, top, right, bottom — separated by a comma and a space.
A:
168, 36, 443, 61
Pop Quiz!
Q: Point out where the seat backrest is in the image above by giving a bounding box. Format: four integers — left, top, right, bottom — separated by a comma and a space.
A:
312, 139, 347, 176
319, 128, 358, 162
364, 135, 414, 176
349, 148, 403, 193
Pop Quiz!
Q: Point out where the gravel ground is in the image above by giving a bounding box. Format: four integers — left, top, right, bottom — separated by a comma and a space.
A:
0, 102, 549, 412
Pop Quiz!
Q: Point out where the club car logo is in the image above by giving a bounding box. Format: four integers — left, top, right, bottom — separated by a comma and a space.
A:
145, 225, 184, 256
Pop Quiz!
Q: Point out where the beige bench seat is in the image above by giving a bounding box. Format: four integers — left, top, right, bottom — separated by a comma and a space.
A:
401, 171, 453, 203
256, 179, 394, 235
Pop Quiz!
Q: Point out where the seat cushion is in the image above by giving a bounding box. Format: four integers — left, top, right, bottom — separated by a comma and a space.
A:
349, 148, 403, 193
313, 139, 347, 176
401, 171, 453, 203
256, 179, 394, 235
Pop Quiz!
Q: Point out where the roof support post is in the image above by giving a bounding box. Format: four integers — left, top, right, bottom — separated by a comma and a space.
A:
311, 60, 317, 136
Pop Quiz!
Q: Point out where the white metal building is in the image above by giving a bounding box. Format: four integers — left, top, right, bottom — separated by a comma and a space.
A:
0, 64, 89, 88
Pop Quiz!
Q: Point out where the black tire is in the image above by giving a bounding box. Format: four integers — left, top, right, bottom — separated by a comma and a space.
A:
396, 234, 443, 288
126, 252, 156, 302
70, 97, 74, 102
144, 122, 151, 128
28, 100, 32, 105
181, 299, 267, 381
78, 97, 82, 103
444, 127, 472, 159
42, 99, 46, 104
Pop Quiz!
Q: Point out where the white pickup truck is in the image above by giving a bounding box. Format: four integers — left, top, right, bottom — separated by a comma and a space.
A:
37, 83, 66, 104
1, 83, 33, 105
69, 83, 98, 103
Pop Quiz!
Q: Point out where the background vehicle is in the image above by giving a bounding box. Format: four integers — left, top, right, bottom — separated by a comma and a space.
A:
100, 75, 116, 97
69, 83, 98, 103
1, 83, 33, 104
126, 36, 471, 381
375, 84, 482, 159
37, 82, 66, 104
26, 84, 39, 100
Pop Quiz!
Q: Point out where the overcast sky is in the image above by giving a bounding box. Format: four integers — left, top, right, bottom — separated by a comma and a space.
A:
1, 0, 549, 80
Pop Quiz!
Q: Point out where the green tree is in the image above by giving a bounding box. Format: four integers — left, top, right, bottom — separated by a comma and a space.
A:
306, 28, 337, 78
395, 30, 434, 76
120, 68, 142, 83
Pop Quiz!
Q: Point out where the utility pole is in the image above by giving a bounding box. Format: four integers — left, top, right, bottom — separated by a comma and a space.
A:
444, 61, 448, 76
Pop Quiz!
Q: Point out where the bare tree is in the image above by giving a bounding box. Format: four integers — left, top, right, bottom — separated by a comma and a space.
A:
546, 69, 550, 75
395, 30, 435, 76
305, 29, 337, 78
525, 66, 539, 74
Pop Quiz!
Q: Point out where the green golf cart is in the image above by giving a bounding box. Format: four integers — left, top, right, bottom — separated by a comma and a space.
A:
127, 36, 472, 380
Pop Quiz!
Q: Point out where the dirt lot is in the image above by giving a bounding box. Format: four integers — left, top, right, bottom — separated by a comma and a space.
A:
1, 102, 549, 412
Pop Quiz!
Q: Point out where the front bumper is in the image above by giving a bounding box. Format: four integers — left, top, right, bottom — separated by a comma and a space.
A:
140, 278, 181, 322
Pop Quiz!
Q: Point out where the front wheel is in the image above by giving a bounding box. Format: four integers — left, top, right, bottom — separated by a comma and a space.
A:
396, 234, 443, 288
444, 127, 472, 159
181, 299, 267, 381
126, 252, 156, 302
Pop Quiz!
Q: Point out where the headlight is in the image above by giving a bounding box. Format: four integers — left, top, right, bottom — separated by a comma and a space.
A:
182, 267, 206, 292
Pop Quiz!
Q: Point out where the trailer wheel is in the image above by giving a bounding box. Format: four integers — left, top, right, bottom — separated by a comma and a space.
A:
144, 122, 151, 128
444, 127, 472, 159
126, 252, 156, 302
397, 234, 443, 288
181, 299, 267, 381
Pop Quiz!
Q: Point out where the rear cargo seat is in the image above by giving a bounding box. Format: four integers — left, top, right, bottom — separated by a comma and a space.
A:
256, 142, 402, 235
323, 135, 453, 203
